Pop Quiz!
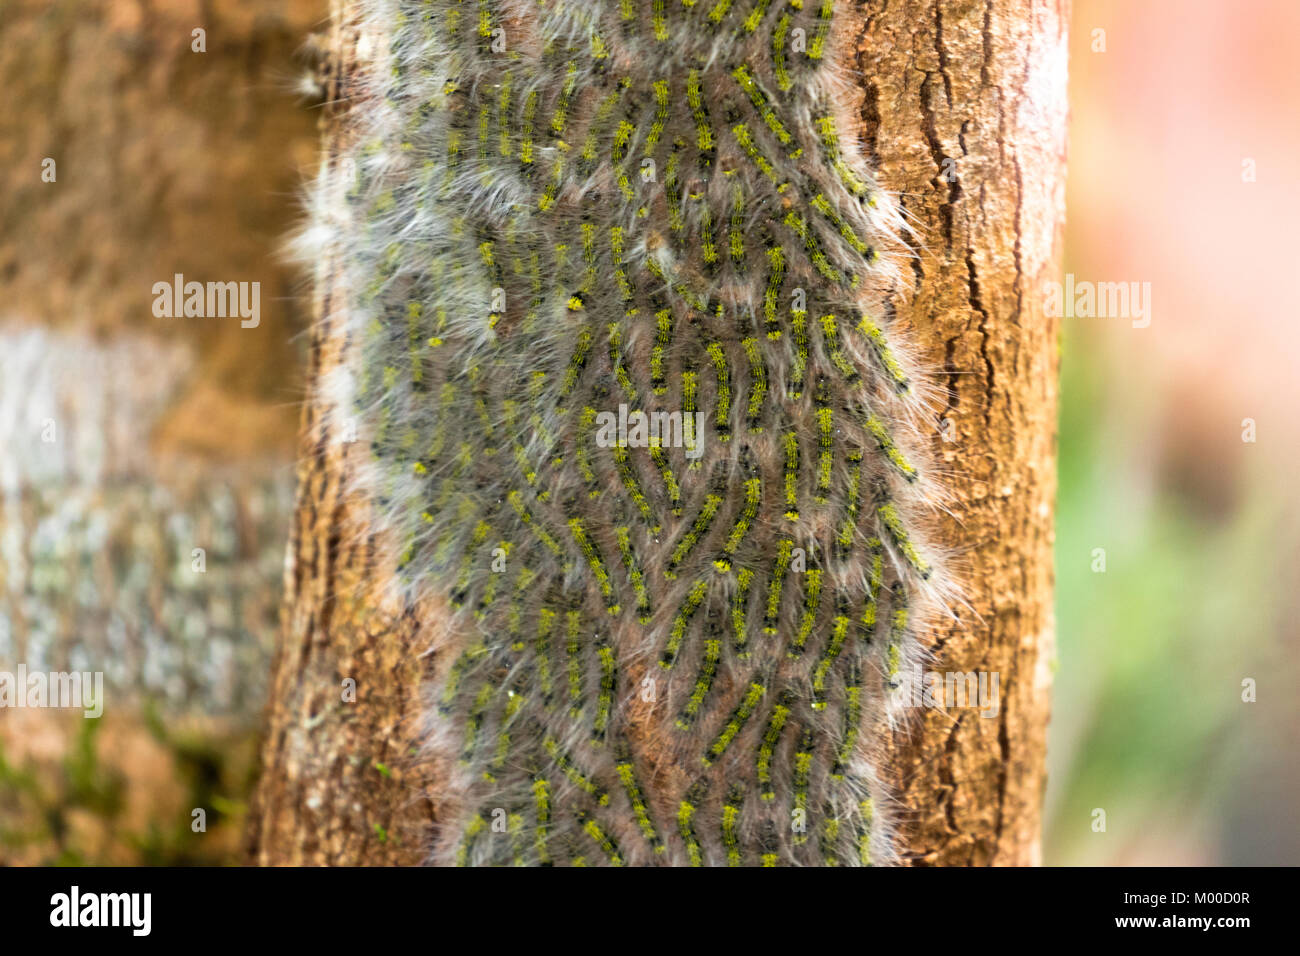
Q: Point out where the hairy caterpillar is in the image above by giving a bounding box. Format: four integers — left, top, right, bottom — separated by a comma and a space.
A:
302, 0, 957, 866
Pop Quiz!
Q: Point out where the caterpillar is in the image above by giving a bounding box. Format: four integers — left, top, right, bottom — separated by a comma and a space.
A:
310, 0, 953, 867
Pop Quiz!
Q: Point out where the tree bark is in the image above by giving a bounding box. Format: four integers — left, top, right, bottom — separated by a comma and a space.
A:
249, 0, 1066, 866
857, 0, 1068, 866
247, 2, 438, 865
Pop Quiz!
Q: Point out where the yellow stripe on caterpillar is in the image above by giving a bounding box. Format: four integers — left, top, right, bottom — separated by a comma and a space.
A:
743, 336, 768, 430
772, 13, 794, 91
812, 599, 852, 708
789, 308, 809, 397
677, 786, 704, 866
809, 0, 834, 60
507, 490, 565, 556
865, 413, 919, 482
763, 538, 794, 633
789, 568, 822, 657
593, 639, 616, 740
877, 501, 931, 579
757, 691, 793, 799
855, 314, 911, 393
544, 736, 609, 805
722, 785, 745, 865
706, 341, 731, 438
703, 681, 765, 765
576, 810, 624, 866
659, 576, 709, 669
782, 430, 800, 521
715, 472, 761, 572
784, 211, 845, 285
532, 777, 551, 864
611, 444, 659, 532
834, 448, 864, 560
666, 488, 724, 577
763, 245, 786, 337
819, 313, 859, 381
677, 624, 722, 728
645, 78, 671, 156
731, 121, 787, 190
567, 517, 617, 613
731, 566, 754, 658
616, 747, 665, 853
732, 63, 793, 146
615, 525, 653, 623
811, 192, 872, 256
687, 69, 715, 157
729, 177, 746, 269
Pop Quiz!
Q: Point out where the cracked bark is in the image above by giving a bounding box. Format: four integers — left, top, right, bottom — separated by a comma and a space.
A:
855, 0, 1067, 866
248, 0, 1066, 866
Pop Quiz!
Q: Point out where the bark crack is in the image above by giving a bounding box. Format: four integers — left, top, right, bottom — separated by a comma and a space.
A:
919, 71, 960, 244
933, 0, 954, 108
966, 251, 995, 432
980, 0, 995, 90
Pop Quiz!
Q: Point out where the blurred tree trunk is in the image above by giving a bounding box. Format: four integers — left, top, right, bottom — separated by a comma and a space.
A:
248, 0, 1067, 866
0, 0, 321, 866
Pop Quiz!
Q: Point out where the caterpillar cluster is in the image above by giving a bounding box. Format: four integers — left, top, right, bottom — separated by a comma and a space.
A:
305, 0, 955, 866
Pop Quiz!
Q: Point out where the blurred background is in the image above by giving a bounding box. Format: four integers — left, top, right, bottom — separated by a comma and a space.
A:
1048, 0, 1300, 865
0, 0, 322, 863
0, 0, 1295, 865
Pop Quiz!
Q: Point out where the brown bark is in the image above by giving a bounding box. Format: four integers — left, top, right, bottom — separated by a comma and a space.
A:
859, 0, 1067, 865
248, 0, 1066, 866
1, 0, 322, 454
247, 2, 437, 866
0, 0, 323, 866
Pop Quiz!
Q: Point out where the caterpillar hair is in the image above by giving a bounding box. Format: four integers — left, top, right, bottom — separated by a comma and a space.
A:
302, 0, 959, 867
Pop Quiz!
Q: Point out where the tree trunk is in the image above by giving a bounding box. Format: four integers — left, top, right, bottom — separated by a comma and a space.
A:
858, 0, 1067, 866
249, 0, 1066, 866
247, 4, 438, 864
0, 0, 320, 866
